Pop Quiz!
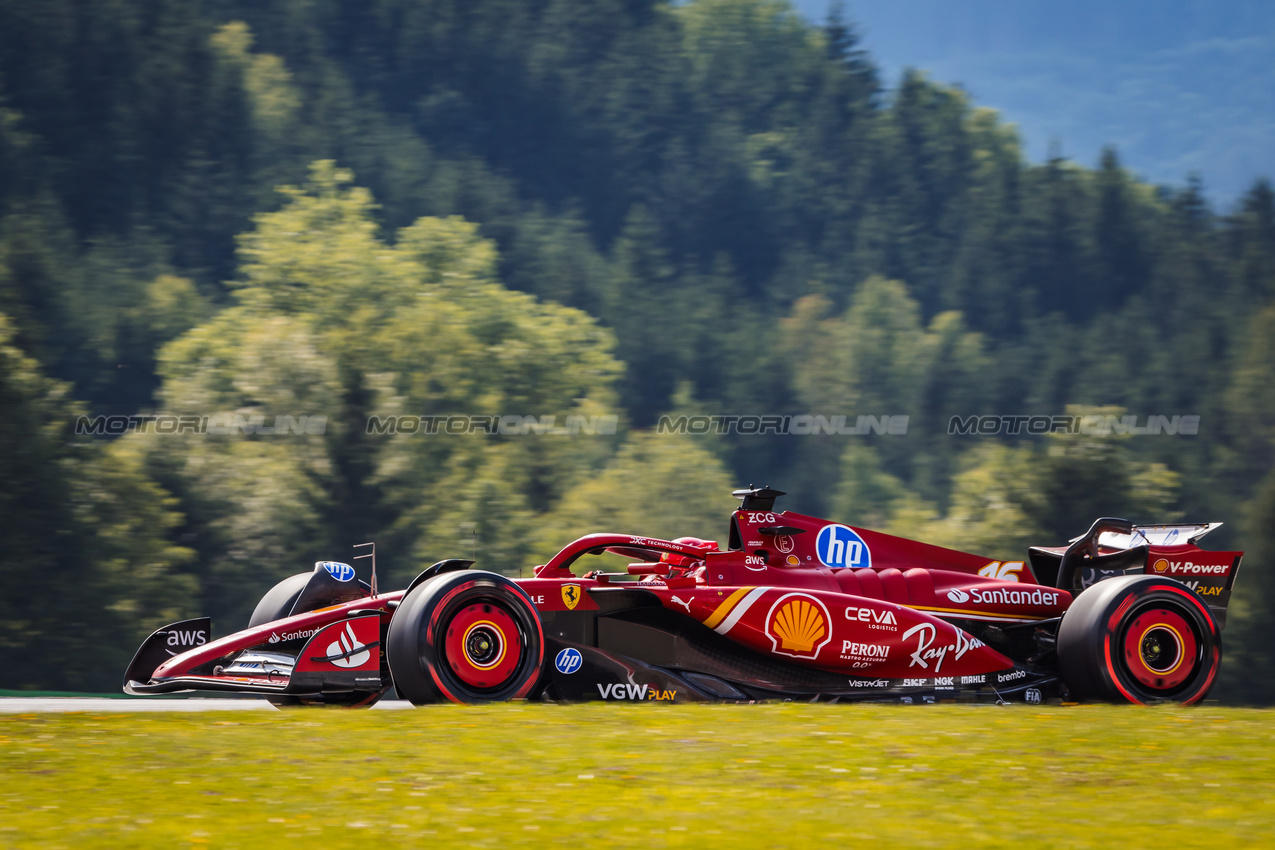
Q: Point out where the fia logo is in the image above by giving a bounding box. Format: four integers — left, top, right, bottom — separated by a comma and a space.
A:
320, 561, 356, 582
554, 647, 582, 674
1025, 688, 1042, 704
561, 584, 582, 610
815, 524, 871, 569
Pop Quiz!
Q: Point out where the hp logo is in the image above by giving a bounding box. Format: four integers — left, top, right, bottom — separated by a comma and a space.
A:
320, 561, 356, 582
554, 647, 583, 675
815, 524, 871, 569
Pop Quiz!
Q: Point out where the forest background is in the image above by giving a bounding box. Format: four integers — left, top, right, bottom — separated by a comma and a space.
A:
1, 0, 1273, 701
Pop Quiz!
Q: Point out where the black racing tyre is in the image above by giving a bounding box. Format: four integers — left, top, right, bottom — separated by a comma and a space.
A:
386, 570, 544, 705
249, 573, 313, 628
1057, 575, 1221, 704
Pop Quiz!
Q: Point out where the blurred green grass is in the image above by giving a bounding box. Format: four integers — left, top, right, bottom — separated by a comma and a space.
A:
1, 703, 1272, 848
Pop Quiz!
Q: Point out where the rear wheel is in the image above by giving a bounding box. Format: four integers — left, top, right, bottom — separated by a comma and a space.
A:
386, 570, 544, 705
1058, 575, 1220, 704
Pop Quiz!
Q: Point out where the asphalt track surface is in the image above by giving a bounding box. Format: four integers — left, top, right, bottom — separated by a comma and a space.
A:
0, 697, 416, 712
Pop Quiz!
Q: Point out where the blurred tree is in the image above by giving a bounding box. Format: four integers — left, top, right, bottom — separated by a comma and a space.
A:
1026, 407, 1181, 541
830, 442, 909, 531
148, 162, 622, 626
1092, 147, 1151, 309
606, 205, 683, 422
0, 313, 194, 690
1218, 467, 1275, 703
535, 431, 736, 562
872, 408, 1180, 562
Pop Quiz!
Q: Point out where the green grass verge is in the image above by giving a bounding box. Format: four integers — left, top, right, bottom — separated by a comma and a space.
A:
1, 703, 1272, 848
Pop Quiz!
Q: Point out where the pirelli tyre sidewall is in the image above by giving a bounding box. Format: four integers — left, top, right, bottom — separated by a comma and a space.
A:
1058, 575, 1221, 704
387, 571, 544, 705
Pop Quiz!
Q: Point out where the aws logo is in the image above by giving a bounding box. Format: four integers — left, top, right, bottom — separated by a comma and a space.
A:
165, 628, 207, 648
766, 593, 832, 658
815, 524, 871, 569
163, 627, 207, 657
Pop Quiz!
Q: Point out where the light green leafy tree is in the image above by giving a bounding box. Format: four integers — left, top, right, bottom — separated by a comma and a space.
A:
782, 276, 990, 513
148, 162, 622, 626
865, 407, 1180, 562
533, 431, 737, 564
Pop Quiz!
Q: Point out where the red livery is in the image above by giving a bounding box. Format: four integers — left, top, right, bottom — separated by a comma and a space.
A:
124, 487, 1241, 705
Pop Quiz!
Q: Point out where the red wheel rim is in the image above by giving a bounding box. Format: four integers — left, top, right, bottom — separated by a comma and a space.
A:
1122, 607, 1197, 690
444, 602, 523, 689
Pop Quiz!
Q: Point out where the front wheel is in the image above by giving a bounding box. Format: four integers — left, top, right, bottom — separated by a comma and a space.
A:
386, 570, 544, 705
1057, 575, 1221, 704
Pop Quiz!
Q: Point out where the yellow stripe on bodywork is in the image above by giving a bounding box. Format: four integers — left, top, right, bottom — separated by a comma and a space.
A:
702, 587, 756, 629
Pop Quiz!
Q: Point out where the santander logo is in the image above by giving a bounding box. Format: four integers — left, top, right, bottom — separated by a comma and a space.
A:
946, 589, 970, 604
325, 622, 370, 668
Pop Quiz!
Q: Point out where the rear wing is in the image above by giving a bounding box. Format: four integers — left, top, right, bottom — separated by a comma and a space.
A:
1094, 522, 1223, 549
1029, 518, 1242, 628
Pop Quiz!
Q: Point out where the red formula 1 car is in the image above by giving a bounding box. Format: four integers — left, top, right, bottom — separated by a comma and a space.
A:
124, 487, 1241, 706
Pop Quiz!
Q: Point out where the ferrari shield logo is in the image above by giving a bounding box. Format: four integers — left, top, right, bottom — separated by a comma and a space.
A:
562, 584, 582, 610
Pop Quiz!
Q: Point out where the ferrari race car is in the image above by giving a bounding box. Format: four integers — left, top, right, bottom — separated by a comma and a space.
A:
124, 487, 1241, 706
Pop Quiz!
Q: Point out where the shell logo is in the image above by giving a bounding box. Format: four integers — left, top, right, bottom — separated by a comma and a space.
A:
1153, 559, 1169, 573
766, 593, 832, 658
